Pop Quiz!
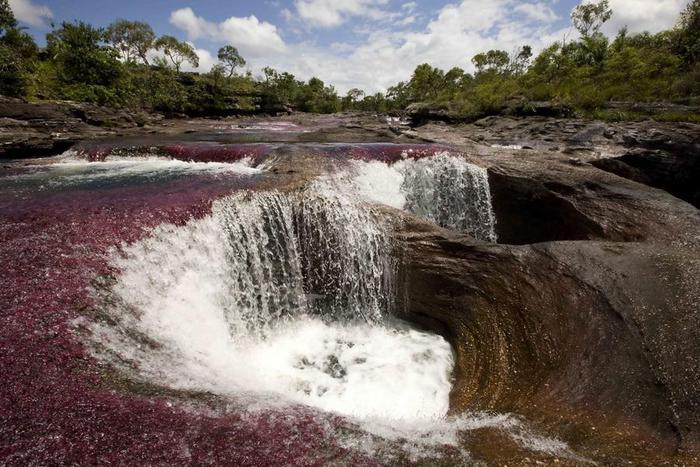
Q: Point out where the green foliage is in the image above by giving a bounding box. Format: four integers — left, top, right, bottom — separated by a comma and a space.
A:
0, 2, 697, 120
0, 2, 37, 97
154, 35, 198, 72
472, 50, 510, 74
259, 68, 340, 113
0, 30, 37, 96
0, 0, 16, 33
217, 45, 246, 77
675, 0, 700, 67
106, 20, 155, 64
47, 22, 121, 87
571, 0, 612, 37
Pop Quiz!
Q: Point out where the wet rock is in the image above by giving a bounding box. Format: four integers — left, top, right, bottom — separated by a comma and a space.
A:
394, 207, 700, 464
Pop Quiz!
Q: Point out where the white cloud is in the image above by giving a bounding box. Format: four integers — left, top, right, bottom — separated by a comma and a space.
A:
514, 3, 559, 23
599, 0, 688, 34
183, 46, 217, 73
170, 8, 286, 57
402, 2, 418, 13
240, 0, 571, 93
292, 0, 391, 27
8, 0, 52, 27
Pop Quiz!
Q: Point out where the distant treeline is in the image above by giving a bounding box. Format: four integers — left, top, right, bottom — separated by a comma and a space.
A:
0, 0, 698, 119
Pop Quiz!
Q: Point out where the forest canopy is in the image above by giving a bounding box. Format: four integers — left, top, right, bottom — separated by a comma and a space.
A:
0, 0, 698, 119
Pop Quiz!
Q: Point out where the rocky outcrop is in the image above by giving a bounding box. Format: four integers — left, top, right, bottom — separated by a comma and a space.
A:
406, 102, 474, 125
394, 225, 699, 463
589, 125, 700, 207
0, 96, 162, 158
390, 157, 700, 463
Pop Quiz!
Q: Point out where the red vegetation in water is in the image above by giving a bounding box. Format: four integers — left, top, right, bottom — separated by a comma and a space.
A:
0, 171, 378, 466
160, 143, 274, 164
73, 142, 274, 164
321, 143, 460, 163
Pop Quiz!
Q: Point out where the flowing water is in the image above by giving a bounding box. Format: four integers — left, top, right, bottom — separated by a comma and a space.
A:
88, 181, 454, 423
52, 148, 577, 462
348, 153, 498, 242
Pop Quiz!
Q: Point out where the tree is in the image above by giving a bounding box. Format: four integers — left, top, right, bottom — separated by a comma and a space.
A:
0, 26, 38, 96
154, 35, 198, 72
675, 0, 700, 66
472, 50, 510, 74
342, 88, 365, 110
571, 0, 612, 37
0, 0, 17, 34
106, 20, 155, 64
46, 21, 120, 86
511, 45, 533, 74
217, 45, 245, 77
408, 63, 445, 100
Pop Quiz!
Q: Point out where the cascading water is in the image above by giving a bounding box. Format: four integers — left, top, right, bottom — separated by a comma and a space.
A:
79, 151, 577, 462
349, 153, 498, 242
87, 181, 453, 422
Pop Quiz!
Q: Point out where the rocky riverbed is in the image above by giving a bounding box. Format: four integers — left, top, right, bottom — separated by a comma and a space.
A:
1, 105, 699, 465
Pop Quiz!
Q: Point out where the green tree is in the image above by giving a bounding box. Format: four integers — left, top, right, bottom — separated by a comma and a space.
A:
0, 0, 17, 34
675, 0, 700, 66
0, 1, 37, 97
217, 45, 246, 77
408, 63, 445, 100
46, 21, 120, 86
571, 0, 613, 37
106, 20, 155, 64
511, 45, 533, 74
342, 88, 365, 110
472, 50, 510, 75
154, 35, 198, 72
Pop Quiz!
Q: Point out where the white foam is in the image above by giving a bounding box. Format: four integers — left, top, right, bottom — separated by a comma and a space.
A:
87, 188, 451, 423
491, 144, 524, 150
82, 176, 577, 462
347, 154, 498, 242
7, 154, 261, 188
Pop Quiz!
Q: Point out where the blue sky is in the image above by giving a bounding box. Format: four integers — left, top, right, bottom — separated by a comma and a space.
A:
9, 0, 690, 93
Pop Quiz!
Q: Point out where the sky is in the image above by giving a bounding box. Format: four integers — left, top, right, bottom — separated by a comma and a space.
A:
8, 0, 691, 93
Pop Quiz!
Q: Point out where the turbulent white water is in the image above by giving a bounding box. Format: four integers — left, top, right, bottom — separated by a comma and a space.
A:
5, 154, 261, 189
81, 155, 578, 462
349, 153, 498, 242
88, 183, 452, 422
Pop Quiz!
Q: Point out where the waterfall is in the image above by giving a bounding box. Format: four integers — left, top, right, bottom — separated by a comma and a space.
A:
218, 192, 307, 340
86, 181, 452, 423
350, 153, 498, 242
398, 155, 498, 242
215, 183, 392, 338
295, 181, 393, 323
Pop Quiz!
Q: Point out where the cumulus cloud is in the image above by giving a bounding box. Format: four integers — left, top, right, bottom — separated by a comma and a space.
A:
8, 0, 52, 27
598, 0, 689, 34
184, 46, 217, 73
514, 2, 559, 23
170, 7, 286, 57
241, 0, 571, 93
292, 0, 391, 27
172, 0, 685, 94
